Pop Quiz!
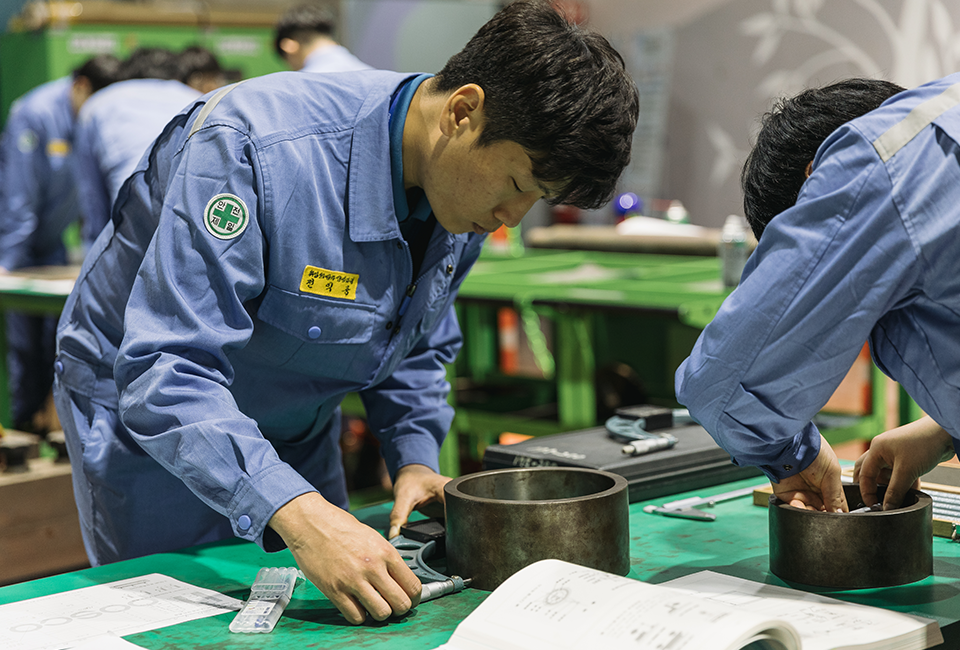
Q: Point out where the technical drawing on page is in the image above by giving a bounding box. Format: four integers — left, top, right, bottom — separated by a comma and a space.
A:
599, 590, 738, 648
0, 574, 240, 650
486, 569, 626, 647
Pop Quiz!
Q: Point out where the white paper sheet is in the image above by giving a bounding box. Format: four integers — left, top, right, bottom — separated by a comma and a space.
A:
663, 571, 943, 650
0, 574, 241, 650
63, 633, 146, 649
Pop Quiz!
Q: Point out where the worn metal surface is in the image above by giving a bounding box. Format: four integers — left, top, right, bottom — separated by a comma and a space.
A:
444, 466, 630, 591
769, 484, 933, 589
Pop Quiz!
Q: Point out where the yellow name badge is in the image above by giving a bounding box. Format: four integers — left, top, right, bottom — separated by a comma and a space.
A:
46, 139, 71, 157
300, 265, 358, 300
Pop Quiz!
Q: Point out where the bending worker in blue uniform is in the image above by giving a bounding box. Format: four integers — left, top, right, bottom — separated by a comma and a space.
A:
675, 74, 960, 515
274, 3, 371, 73
0, 54, 119, 432
55, 0, 638, 624
72, 48, 204, 245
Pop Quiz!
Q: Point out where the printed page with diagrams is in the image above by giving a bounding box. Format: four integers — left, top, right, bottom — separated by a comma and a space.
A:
433, 559, 942, 650
434, 560, 800, 650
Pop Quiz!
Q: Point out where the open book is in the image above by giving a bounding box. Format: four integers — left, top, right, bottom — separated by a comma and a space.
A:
434, 560, 942, 650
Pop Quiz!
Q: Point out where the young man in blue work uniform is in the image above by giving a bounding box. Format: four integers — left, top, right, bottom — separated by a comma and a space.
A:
675, 74, 960, 515
72, 47, 209, 245
0, 55, 119, 432
54, 0, 639, 625
274, 3, 371, 73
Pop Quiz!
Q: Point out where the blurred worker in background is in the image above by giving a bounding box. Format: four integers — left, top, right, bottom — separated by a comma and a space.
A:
178, 44, 229, 94
275, 3, 371, 73
674, 75, 960, 516
55, 0, 638, 625
72, 47, 220, 244
0, 54, 120, 433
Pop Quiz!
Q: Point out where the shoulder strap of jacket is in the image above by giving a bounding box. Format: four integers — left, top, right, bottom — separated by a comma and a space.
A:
873, 82, 960, 161
188, 80, 247, 138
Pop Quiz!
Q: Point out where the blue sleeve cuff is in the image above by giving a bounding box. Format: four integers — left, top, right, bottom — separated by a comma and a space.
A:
759, 423, 822, 482
381, 431, 443, 479
225, 464, 316, 551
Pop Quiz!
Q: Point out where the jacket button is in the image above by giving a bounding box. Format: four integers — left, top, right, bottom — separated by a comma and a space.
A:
308, 326, 322, 339
386, 321, 393, 330
782, 464, 793, 472
54, 360, 64, 374
446, 264, 454, 274
237, 514, 252, 531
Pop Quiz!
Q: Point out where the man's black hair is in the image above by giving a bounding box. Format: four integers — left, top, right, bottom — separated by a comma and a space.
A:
179, 45, 223, 82
432, 0, 639, 210
72, 54, 122, 93
120, 47, 182, 81
274, 4, 336, 57
741, 78, 905, 239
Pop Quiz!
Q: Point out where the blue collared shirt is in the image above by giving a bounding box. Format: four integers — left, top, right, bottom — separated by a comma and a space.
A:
676, 72, 960, 480
301, 44, 372, 74
0, 77, 78, 269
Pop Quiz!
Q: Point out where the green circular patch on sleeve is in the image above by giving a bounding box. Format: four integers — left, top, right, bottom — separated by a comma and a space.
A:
203, 193, 249, 240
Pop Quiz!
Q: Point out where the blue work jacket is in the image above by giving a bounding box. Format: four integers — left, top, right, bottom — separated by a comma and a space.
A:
58, 70, 484, 547
73, 78, 200, 245
0, 77, 78, 269
677, 72, 960, 481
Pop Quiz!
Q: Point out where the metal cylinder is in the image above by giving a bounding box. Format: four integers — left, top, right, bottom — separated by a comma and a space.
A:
444, 467, 630, 591
769, 484, 933, 589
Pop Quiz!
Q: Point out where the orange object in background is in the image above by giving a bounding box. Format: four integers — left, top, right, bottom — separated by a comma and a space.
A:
497, 307, 520, 375
823, 343, 873, 415
551, 0, 589, 24
498, 432, 534, 446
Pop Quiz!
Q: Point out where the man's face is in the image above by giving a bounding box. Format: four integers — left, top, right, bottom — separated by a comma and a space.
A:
423, 131, 548, 236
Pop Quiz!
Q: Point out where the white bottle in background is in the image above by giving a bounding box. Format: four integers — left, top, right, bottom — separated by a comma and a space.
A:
719, 214, 749, 288
665, 200, 689, 224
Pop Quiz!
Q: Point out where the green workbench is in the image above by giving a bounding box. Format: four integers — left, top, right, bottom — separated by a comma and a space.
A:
0, 271, 74, 427
3, 475, 960, 648
453, 249, 895, 459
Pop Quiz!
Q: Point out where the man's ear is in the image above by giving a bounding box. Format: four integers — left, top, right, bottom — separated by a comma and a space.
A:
279, 38, 301, 58
439, 84, 484, 137
804, 160, 813, 179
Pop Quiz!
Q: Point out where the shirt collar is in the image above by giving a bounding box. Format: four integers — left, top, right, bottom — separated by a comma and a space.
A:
388, 74, 433, 225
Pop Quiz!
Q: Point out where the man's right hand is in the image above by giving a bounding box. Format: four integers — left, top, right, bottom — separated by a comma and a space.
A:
268, 491, 421, 624
854, 416, 956, 510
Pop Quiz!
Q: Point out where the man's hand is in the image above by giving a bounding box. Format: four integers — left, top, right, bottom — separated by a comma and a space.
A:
269, 492, 421, 625
854, 416, 955, 510
388, 463, 451, 539
772, 435, 848, 512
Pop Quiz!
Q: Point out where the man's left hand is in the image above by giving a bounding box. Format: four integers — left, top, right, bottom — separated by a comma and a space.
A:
388, 464, 451, 539
771, 435, 848, 512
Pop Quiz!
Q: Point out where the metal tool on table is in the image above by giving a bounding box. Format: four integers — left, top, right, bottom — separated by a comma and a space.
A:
604, 406, 693, 456
389, 519, 471, 603
642, 483, 766, 521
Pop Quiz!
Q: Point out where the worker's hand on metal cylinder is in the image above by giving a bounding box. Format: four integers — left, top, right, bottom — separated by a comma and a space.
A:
268, 491, 422, 624
388, 463, 451, 539
854, 416, 955, 510
772, 435, 848, 512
